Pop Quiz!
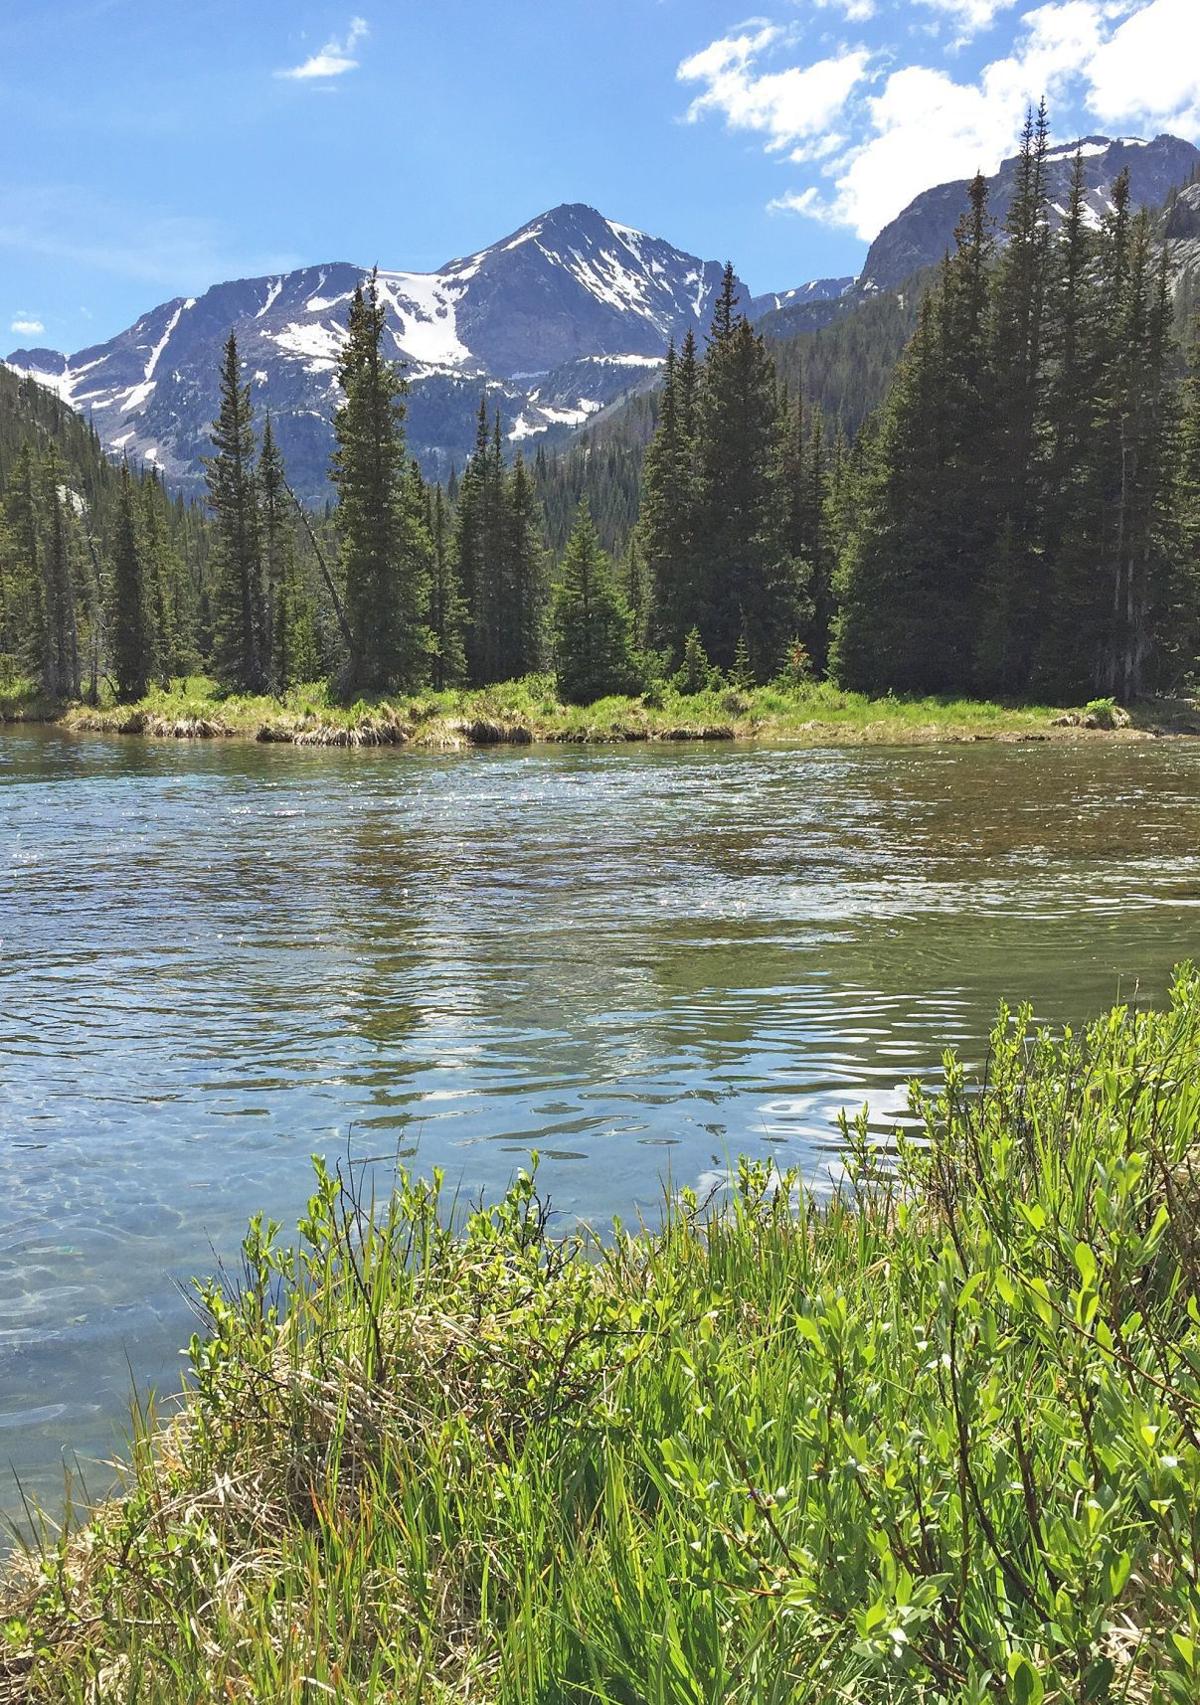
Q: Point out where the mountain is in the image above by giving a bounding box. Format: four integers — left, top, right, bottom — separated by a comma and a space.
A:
747, 276, 856, 317
5, 205, 787, 501
859, 133, 1200, 293
9, 137, 1198, 505
539, 133, 1200, 556
750, 132, 1200, 348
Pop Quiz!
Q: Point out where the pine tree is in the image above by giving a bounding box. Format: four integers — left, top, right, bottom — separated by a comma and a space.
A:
39, 445, 80, 700
258, 415, 290, 691
673, 625, 717, 695
803, 409, 836, 675
640, 343, 699, 660
109, 463, 153, 701
831, 297, 949, 693
207, 333, 265, 691
1174, 315, 1200, 687
777, 387, 831, 673
455, 396, 493, 684
834, 177, 995, 695
696, 310, 798, 676
1034, 150, 1100, 695
709, 263, 738, 347
0, 515, 14, 673
426, 483, 466, 690
622, 532, 648, 646
332, 272, 426, 692
976, 105, 1050, 693
257, 415, 315, 691
500, 453, 548, 679
3, 443, 45, 680
1099, 219, 1177, 699
935, 172, 995, 688
551, 504, 640, 704
139, 473, 181, 684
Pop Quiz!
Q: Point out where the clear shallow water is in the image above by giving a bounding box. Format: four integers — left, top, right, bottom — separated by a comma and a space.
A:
2, 728, 1198, 1528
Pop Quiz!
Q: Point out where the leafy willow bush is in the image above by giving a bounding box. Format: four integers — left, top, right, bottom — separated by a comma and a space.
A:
5, 975, 1200, 1701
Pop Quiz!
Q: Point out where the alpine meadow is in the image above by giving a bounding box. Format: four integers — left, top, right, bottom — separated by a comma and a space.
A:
4, 2, 1200, 1699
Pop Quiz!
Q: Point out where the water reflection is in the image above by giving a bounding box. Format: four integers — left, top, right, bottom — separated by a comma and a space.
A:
2, 729, 1199, 1525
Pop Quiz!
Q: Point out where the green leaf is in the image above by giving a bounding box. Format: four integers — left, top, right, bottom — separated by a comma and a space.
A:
1073, 1241, 1097, 1290
1026, 1278, 1054, 1326
1007, 1652, 1045, 1705
1084, 1656, 1115, 1699
1172, 1633, 1196, 1670
1105, 1550, 1131, 1599
957, 1271, 987, 1310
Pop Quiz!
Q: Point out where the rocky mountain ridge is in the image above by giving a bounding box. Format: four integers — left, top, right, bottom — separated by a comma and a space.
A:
6, 204, 841, 500
8, 135, 1199, 499
755, 132, 1200, 345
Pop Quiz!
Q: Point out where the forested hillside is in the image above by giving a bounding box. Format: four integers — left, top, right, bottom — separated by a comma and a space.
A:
4, 118, 1198, 715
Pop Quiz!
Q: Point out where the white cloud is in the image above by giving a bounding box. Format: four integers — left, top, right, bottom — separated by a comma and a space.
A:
1085, 0, 1200, 134
10, 315, 45, 336
276, 16, 368, 82
679, 28, 871, 153
817, 2, 1109, 236
811, 0, 877, 19
685, 0, 1200, 244
912, 0, 1019, 41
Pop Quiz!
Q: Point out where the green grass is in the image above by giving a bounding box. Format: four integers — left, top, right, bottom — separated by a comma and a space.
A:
5, 975, 1200, 1701
0, 671, 1154, 747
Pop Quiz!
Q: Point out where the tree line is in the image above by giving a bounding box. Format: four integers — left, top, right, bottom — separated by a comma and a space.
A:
836, 109, 1200, 701
4, 110, 1199, 709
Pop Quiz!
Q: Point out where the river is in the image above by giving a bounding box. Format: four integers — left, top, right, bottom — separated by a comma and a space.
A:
2, 728, 1198, 1528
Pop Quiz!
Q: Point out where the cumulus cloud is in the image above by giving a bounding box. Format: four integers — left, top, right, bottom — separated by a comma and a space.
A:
10, 315, 45, 336
685, 0, 1200, 242
816, 1, 1109, 236
678, 27, 872, 154
276, 16, 368, 81
811, 0, 877, 19
912, 0, 1020, 41
1085, 0, 1200, 134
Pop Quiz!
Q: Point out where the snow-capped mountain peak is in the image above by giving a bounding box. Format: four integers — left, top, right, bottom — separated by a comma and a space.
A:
5, 205, 744, 496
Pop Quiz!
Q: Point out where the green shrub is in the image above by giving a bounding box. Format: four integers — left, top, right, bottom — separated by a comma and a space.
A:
1085, 695, 1122, 728
7, 974, 1200, 1700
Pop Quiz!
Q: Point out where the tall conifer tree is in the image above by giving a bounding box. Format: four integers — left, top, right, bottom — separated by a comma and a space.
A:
501, 453, 548, 679
139, 473, 180, 684
640, 342, 698, 660
552, 504, 639, 703
976, 105, 1051, 692
207, 333, 265, 691
39, 445, 80, 700
426, 483, 466, 690
109, 463, 153, 701
697, 306, 798, 676
332, 272, 426, 692
3, 444, 45, 680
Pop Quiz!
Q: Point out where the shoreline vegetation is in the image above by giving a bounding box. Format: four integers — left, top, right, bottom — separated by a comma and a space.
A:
4, 976, 1200, 1700
3, 675, 1198, 750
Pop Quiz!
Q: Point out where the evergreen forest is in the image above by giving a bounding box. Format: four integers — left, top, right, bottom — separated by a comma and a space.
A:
3, 115, 1200, 713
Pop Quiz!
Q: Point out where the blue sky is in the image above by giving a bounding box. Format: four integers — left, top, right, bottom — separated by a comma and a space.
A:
3, 0, 1198, 351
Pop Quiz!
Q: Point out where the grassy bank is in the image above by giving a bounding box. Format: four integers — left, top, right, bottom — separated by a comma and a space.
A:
5, 979, 1200, 1702
2, 673, 1190, 748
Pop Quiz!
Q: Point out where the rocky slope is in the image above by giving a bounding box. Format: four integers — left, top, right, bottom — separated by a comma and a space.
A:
6, 206, 834, 500
9, 137, 1197, 500
755, 133, 1200, 345
860, 133, 1200, 291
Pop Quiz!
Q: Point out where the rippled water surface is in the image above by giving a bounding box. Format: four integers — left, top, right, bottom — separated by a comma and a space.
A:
2, 728, 1199, 1524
